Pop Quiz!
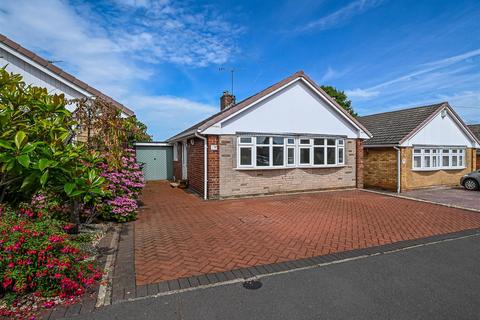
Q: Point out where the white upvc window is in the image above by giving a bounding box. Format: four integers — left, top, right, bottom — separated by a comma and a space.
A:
412, 147, 465, 170
237, 136, 345, 169
238, 136, 253, 167
286, 138, 296, 166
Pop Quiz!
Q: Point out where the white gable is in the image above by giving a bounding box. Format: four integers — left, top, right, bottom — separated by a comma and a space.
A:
203, 80, 365, 139
0, 45, 90, 103
402, 109, 476, 147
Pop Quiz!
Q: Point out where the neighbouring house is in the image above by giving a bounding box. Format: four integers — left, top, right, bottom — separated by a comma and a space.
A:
358, 103, 479, 192
167, 71, 372, 199
468, 124, 480, 169
0, 33, 134, 141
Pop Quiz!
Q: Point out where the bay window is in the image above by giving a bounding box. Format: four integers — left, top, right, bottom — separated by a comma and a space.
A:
237, 136, 346, 169
412, 147, 465, 170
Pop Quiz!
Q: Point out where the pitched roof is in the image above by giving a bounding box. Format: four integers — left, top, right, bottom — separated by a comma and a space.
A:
468, 124, 480, 155
168, 71, 371, 141
358, 103, 448, 146
468, 124, 480, 140
0, 33, 134, 116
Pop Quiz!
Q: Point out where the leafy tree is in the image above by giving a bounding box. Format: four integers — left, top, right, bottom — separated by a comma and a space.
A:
320, 85, 357, 117
73, 98, 151, 166
123, 115, 152, 146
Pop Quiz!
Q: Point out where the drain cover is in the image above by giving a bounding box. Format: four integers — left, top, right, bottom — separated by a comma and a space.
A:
243, 280, 262, 290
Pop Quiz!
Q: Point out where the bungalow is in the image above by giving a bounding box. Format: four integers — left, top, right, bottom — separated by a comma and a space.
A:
468, 124, 480, 169
167, 71, 372, 199
358, 103, 479, 192
0, 33, 134, 141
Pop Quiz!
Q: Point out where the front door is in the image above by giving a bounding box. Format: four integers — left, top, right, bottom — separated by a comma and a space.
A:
182, 141, 188, 180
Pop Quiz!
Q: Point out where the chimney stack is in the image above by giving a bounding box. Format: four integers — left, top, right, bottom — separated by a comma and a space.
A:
220, 91, 235, 111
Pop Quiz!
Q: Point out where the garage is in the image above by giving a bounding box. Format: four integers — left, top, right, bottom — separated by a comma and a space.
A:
135, 142, 173, 181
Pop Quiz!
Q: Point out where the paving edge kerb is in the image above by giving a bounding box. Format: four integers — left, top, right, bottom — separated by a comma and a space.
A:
110, 225, 480, 305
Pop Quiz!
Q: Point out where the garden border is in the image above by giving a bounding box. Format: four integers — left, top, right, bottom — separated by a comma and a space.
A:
39, 224, 119, 320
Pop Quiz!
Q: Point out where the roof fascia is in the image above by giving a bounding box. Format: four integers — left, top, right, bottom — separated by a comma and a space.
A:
399, 103, 480, 147
202, 77, 371, 138
0, 43, 93, 97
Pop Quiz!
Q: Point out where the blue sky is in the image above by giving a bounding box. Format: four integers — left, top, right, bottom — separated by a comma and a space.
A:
1, 0, 479, 140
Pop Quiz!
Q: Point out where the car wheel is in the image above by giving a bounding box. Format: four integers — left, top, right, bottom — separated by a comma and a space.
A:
463, 179, 479, 191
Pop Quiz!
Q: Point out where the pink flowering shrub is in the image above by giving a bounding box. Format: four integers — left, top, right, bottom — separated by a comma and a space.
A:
30, 192, 70, 220
97, 149, 145, 222
0, 207, 102, 318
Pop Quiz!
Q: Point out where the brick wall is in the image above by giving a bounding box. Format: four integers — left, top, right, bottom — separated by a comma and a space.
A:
207, 136, 220, 199
363, 147, 398, 191
476, 153, 479, 170
187, 138, 205, 195
356, 139, 364, 188
400, 147, 476, 190
218, 136, 357, 198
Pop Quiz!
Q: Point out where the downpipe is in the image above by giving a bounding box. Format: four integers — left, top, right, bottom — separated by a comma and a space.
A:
195, 131, 208, 200
393, 146, 401, 194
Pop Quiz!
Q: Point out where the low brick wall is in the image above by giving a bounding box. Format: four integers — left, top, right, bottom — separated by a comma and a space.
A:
218, 136, 357, 198
400, 147, 477, 190
363, 147, 398, 191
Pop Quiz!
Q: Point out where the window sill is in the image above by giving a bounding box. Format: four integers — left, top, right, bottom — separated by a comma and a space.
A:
235, 165, 347, 171
411, 167, 466, 172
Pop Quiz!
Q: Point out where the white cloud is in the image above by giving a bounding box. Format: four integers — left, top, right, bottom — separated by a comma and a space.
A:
345, 88, 379, 99
348, 48, 480, 105
0, 0, 150, 91
297, 0, 385, 32
0, 0, 242, 139
129, 95, 217, 115
108, 0, 243, 67
125, 95, 218, 139
320, 66, 342, 82
367, 48, 480, 92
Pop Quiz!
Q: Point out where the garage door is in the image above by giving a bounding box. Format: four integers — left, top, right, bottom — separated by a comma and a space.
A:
136, 146, 173, 181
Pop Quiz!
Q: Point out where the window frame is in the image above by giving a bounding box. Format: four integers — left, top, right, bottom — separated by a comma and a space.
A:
412, 147, 466, 171
236, 136, 346, 169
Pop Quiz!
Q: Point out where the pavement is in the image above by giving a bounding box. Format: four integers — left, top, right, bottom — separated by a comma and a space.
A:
135, 181, 480, 285
70, 233, 480, 320
401, 187, 480, 211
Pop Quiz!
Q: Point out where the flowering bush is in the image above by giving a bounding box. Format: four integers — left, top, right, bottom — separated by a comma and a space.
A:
30, 192, 70, 220
0, 207, 102, 318
97, 149, 145, 222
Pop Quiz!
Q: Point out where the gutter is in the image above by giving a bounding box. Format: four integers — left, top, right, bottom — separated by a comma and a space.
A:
393, 146, 401, 193
195, 131, 208, 200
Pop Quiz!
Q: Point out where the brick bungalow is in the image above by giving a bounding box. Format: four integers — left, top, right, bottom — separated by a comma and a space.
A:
167, 71, 372, 199
358, 103, 479, 192
468, 124, 480, 169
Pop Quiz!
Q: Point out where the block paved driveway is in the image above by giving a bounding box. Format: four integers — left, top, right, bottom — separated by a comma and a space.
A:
401, 187, 480, 211
135, 181, 480, 285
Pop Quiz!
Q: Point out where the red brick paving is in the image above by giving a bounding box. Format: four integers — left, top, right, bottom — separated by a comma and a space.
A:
135, 181, 480, 285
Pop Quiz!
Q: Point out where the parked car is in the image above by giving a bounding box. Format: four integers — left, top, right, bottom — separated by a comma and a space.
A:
460, 170, 480, 191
